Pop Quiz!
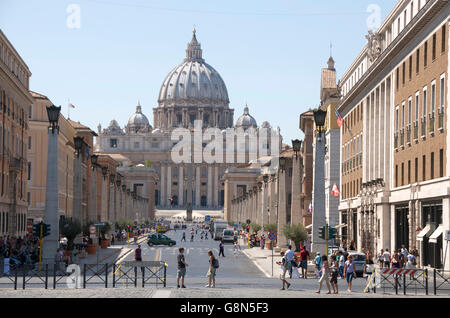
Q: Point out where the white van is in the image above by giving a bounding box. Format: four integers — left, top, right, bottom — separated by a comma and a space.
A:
222, 229, 235, 243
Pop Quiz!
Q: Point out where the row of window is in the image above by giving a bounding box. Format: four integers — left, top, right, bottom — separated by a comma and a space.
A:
342, 178, 363, 200
342, 133, 363, 175
0, 40, 29, 89
395, 149, 444, 187
0, 211, 28, 235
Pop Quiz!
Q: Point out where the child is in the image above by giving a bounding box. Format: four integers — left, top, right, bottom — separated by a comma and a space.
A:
329, 255, 339, 294
316, 255, 331, 294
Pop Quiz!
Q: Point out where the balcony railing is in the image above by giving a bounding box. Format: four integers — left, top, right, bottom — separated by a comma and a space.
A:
421, 117, 426, 138
429, 112, 435, 135
414, 121, 418, 140
438, 106, 444, 131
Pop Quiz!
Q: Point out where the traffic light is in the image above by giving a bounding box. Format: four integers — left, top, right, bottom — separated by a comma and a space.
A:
32, 223, 42, 237
42, 223, 51, 237
328, 226, 337, 239
127, 225, 131, 232
318, 226, 325, 240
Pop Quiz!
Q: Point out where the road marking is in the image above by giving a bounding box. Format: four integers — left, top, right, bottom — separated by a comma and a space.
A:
152, 290, 171, 298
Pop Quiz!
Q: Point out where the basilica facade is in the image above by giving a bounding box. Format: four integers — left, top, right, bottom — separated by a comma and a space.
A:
95, 30, 280, 210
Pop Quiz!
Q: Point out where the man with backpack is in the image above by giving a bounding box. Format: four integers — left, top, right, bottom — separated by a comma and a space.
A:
177, 247, 188, 288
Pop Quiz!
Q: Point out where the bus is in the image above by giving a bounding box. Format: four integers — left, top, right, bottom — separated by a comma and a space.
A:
213, 220, 229, 240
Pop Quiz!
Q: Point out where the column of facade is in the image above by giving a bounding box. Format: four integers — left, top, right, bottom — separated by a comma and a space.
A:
379, 83, 385, 180
277, 170, 287, 247
178, 166, 184, 206
166, 165, 172, 207
214, 165, 219, 207
195, 165, 200, 207
375, 87, 380, 179
262, 183, 268, 229
357, 207, 363, 252
291, 156, 302, 225
109, 182, 115, 223
160, 164, 166, 207
207, 166, 212, 207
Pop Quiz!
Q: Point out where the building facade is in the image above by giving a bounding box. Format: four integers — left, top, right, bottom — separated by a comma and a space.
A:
0, 30, 32, 237
337, 0, 449, 269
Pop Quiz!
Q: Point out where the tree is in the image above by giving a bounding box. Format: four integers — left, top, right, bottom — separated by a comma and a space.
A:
282, 224, 308, 252
227, 220, 235, 227
60, 218, 82, 250
99, 222, 112, 240
250, 223, 262, 233
265, 223, 277, 234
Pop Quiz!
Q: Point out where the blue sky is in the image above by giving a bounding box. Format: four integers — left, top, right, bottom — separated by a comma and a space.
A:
0, 0, 397, 143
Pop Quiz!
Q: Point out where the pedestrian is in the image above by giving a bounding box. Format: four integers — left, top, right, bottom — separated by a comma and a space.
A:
349, 240, 356, 251
206, 250, 218, 288
233, 241, 240, 256
363, 251, 375, 292
181, 232, 186, 242
134, 244, 142, 262
205, 232, 208, 240
406, 250, 417, 280
285, 245, 295, 279
382, 248, 391, 268
72, 246, 78, 264
316, 255, 331, 294
276, 251, 291, 290
329, 255, 339, 294
338, 251, 345, 279
177, 247, 188, 288
219, 240, 225, 257
260, 233, 265, 250
401, 244, 409, 261
378, 249, 384, 268
298, 246, 309, 279
344, 255, 355, 292
314, 252, 322, 278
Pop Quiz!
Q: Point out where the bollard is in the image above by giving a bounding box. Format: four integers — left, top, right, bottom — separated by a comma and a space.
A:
45, 264, 48, 289
433, 269, 436, 295
83, 264, 87, 289
113, 264, 116, 288
105, 264, 108, 288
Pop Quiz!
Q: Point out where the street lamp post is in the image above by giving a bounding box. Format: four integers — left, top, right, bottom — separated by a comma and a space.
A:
311, 108, 327, 255
42, 105, 61, 267
291, 139, 303, 226
277, 156, 288, 248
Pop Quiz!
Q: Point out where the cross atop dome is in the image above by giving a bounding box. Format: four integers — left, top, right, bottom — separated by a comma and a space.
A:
185, 28, 204, 62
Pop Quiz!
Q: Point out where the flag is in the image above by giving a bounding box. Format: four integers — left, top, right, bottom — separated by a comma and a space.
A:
307, 202, 313, 215
331, 183, 340, 197
335, 108, 343, 128
69, 103, 75, 108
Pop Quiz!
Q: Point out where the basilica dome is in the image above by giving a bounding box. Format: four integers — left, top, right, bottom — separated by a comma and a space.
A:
158, 30, 229, 106
126, 103, 152, 133
236, 105, 257, 129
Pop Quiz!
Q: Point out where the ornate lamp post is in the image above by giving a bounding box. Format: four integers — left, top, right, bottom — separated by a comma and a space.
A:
42, 105, 61, 266
291, 139, 303, 226
311, 108, 327, 255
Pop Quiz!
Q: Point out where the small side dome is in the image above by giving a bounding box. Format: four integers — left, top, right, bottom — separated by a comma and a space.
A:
126, 102, 152, 133
261, 121, 271, 129
236, 105, 257, 129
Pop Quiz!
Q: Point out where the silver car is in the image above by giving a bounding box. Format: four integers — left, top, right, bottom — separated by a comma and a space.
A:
347, 252, 366, 277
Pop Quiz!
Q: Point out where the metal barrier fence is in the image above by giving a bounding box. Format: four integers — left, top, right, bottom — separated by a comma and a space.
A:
0, 261, 167, 289
366, 268, 430, 295
433, 269, 450, 295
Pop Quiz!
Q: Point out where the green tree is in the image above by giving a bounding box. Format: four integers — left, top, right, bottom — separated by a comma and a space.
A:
264, 223, 277, 234
99, 222, 112, 240
60, 218, 82, 250
282, 224, 308, 252
250, 223, 262, 233
227, 220, 235, 227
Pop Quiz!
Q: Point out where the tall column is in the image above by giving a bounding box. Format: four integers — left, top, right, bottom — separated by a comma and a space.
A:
291, 155, 302, 225
207, 166, 212, 207
178, 166, 184, 206
358, 207, 364, 252
42, 128, 59, 265
89, 169, 97, 222
214, 166, 219, 207
160, 164, 166, 207
311, 135, 326, 255
262, 183, 268, 228
269, 177, 277, 225
73, 156, 82, 224
166, 165, 172, 207
195, 165, 201, 207
277, 170, 288, 248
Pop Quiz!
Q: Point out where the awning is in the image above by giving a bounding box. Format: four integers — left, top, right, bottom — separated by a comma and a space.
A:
335, 223, 347, 229
305, 224, 313, 229
429, 225, 444, 244
416, 224, 433, 241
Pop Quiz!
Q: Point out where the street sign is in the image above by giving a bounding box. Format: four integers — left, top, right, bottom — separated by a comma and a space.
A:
89, 225, 96, 234
205, 215, 211, 222
246, 219, 251, 225
93, 222, 106, 227
90, 234, 96, 239
268, 232, 277, 241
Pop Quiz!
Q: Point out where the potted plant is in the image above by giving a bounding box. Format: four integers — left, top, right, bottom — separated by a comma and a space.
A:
82, 221, 97, 254
60, 217, 82, 262
99, 222, 111, 249
282, 223, 308, 252
264, 223, 278, 249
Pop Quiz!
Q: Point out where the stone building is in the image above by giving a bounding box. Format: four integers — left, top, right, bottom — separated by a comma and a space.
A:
95, 30, 280, 211
0, 29, 32, 237
337, 0, 449, 269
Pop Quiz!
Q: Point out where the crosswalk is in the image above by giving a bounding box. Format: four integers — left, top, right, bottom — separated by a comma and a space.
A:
144, 247, 221, 255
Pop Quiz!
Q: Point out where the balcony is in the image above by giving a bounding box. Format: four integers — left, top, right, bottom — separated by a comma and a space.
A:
406, 125, 411, 145
429, 112, 435, 136
438, 106, 444, 131
421, 117, 426, 139
413, 121, 418, 141
394, 132, 398, 150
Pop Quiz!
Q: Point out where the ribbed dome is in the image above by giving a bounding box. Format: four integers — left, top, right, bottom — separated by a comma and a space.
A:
158, 30, 229, 106
126, 103, 151, 133
236, 105, 257, 129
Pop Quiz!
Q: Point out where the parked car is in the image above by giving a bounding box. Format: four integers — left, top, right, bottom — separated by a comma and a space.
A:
347, 251, 366, 277
147, 233, 176, 247
222, 229, 235, 243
